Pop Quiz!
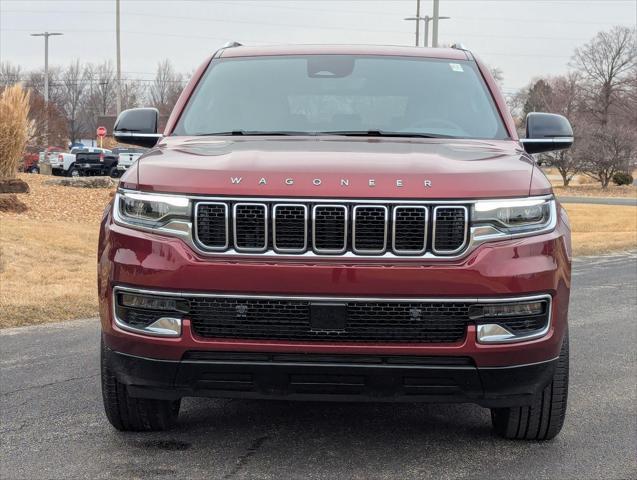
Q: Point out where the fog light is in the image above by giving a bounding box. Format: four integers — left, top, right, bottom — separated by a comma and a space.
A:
470, 301, 544, 319
120, 293, 189, 313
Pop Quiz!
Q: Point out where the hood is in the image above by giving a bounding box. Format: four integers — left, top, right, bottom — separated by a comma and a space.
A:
129, 137, 551, 199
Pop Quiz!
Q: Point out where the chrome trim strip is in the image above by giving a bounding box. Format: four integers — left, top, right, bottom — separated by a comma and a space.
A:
111, 289, 182, 338
233, 202, 268, 253
392, 205, 428, 256
432, 205, 469, 255
520, 137, 574, 144
352, 205, 388, 255
312, 204, 348, 255
113, 131, 164, 139
476, 295, 552, 344
113, 285, 551, 304
193, 202, 229, 251
117, 190, 554, 205
272, 203, 308, 254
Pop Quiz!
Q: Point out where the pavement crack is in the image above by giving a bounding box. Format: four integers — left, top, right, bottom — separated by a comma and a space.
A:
222, 435, 270, 480
1, 373, 99, 396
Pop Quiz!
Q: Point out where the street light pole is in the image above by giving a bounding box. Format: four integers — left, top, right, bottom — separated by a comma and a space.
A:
31, 31, 63, 147
30, 32, 63, 104
404, 15, 450, 47
115, 0, 122, 115
414, 0, 421, 47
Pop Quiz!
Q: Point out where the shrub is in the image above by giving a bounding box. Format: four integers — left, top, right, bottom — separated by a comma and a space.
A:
0, 85, 32, 179
612, 172, 634, 186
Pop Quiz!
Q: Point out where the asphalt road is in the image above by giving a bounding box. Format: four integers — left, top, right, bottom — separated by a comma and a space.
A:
2, 253, 636, 480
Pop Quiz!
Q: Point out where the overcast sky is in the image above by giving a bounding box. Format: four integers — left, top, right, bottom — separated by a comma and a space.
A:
1, 0, 635, 94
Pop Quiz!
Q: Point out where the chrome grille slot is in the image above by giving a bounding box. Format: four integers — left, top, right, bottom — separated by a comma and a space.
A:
433, 206, 468, 254
393, 206, 428, 255
352, 206, 388, 254
273, 204, 307, 253
313, 205, 347, 254
192, 199, 470, 258
195, 202, 228, 250
233, 203, 268, 252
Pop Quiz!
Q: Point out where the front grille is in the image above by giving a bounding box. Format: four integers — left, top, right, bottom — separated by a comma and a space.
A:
188, 297, 473, 343
195, 200, 470, 257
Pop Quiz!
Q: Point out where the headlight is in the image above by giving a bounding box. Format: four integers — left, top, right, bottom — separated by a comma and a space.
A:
115, 191, 191, 232
472, 197, 556, 235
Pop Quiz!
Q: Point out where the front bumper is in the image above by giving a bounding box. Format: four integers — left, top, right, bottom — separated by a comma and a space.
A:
103, 343, 558, 407
99, 205, 571, 369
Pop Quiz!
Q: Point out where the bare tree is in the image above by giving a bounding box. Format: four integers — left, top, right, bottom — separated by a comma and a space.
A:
59, 60, 89, 143
121, 79, 146, 110
0, 62, 22, 86
28, 91, 68, 148
82, 61, 116, 133
537, 73, 588, 186
149, 60, 184, 115
571, 26, 637, 125
579, 124, 636, 188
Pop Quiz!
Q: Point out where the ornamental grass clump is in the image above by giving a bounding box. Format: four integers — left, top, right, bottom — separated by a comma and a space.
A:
0, 84, 32, 179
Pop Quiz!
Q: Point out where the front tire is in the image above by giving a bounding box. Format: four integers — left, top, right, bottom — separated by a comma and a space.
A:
68, 167, 80, 178
491, 331, 569, 440
101, 341, 181, 431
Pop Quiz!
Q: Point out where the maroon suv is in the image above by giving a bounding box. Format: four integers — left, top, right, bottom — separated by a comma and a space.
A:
99, 44, 574, 439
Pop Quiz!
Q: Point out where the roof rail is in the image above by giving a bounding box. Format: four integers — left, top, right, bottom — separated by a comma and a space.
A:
222, 41, 243, 49
451, 43, 469, 51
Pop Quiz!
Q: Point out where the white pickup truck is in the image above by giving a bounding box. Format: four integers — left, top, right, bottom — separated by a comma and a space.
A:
50, 147, 112, 177
114, 148, 146, 177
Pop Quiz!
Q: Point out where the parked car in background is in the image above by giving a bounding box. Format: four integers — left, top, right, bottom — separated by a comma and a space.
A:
52, 147, 112, 177
114, 147, 147, 177
75, 149, 117, 177
21, 151, 40, 173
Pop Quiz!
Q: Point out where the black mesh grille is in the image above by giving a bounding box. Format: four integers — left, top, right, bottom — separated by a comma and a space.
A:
188, 297, 473, 343
434, 207, 467, 253
393, 207, 427, 253
353, 207, 387, 252
314, 206, 346, 252
274, 205, 306, 250
234, 204, 267, 250
196, 203, 227, 248
495, 316, 547, 333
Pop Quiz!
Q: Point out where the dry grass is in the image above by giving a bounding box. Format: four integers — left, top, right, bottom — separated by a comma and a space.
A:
564, 204, 637, 256
0, 173, 114, 328
0, 174, 636, 327
0, 85, 32, 178
554, 184, 637, 198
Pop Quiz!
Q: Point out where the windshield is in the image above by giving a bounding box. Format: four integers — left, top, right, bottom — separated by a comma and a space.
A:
174, 55, 508, 140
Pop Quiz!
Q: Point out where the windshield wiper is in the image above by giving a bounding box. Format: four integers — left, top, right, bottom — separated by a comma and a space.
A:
196, 130, 311, 136
318, 130, 451, 138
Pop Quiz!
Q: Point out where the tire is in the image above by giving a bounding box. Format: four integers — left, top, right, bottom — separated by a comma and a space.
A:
109, 166, 120, 178
68, 167, 80, 178
101, 341, 181, 432
491, 331, 569, 440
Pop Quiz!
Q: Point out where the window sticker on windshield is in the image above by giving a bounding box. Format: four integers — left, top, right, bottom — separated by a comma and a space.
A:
449, 63, 464, 72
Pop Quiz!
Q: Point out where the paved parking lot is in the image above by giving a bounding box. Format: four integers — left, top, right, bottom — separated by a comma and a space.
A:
1, 253, 636, 479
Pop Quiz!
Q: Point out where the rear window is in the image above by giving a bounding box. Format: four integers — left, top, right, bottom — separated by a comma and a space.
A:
174, 55, 508, 140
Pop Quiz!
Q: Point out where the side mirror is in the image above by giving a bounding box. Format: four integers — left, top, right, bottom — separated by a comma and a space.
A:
521, 112, 573, 154
113, 108, 162, 148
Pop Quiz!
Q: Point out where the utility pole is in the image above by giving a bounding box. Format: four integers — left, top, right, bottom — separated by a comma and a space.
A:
432, 0, 440, 47
115, 0, 122, 115
404, 14, 450, 47
414, 0, 421, 47
31, 31, 63, 146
